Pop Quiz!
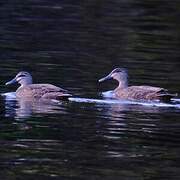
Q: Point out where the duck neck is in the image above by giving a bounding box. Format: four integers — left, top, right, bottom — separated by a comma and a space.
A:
115, 74, 128, 90
19, 78, 32, 87
117, 80, 128, 89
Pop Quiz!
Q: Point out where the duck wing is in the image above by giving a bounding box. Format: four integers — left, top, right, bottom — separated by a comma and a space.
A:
116, 86, 176, 101
28, 84, 72, 99
132, 86, 165, 92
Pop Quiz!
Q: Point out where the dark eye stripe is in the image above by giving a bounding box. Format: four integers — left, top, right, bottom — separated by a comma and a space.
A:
113, 69, 121, 73
18, 75, 26, 78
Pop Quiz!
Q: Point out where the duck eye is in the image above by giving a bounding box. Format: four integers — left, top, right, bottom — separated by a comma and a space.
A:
18, 75, 26, 78
117, 69, 122, 73
113, 71, 120, 74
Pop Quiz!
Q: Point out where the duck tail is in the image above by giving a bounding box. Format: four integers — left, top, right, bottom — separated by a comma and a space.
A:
43, 92, 72, 101
56, 93, 73, 101
157, 93, 178, 102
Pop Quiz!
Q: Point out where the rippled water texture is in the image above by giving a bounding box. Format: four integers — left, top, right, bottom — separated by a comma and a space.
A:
0, 0, 180, 179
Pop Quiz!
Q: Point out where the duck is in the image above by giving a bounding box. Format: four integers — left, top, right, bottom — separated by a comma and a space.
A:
99, 68, 177, 102
5, 71, 72, 100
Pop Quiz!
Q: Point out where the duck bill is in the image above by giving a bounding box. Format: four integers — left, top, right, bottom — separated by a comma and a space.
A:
5, 78, 17, 85
98, 75, 112, 82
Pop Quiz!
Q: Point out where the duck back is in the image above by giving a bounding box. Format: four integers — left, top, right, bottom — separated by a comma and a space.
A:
16, 84, 72, 100
115, 85, 176, 102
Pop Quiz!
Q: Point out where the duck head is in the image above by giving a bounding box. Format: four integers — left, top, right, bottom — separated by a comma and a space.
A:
6, 71, 33, 87
99, 68, 128, 88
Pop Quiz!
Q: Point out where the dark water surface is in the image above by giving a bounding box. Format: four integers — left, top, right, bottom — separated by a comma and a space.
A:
0, 0, 180, 179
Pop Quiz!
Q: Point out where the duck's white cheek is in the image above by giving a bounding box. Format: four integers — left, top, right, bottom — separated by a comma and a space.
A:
111, 73, 117, 79
16, 77, 22, 82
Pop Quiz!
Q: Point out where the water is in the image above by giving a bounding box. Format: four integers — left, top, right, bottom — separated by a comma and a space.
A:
0, 0, 180, 179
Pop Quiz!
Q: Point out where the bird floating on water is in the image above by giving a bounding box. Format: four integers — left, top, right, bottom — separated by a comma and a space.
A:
5, 71, 72, 100
99, 68, 177, 102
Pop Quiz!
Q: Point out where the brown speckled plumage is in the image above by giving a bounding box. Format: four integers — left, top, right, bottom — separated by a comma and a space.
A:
99, 68, 177, 102
6, 71, 72, 100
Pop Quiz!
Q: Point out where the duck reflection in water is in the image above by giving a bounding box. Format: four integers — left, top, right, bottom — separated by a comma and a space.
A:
4, 96, 68, 119
99, 68, 177, 102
